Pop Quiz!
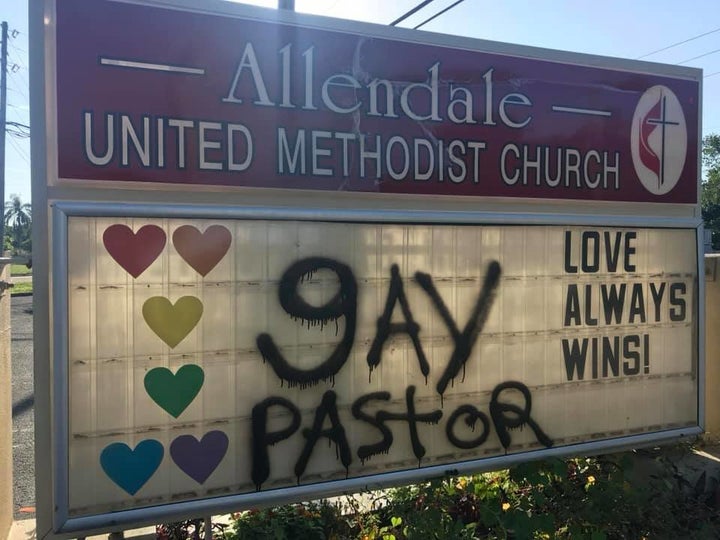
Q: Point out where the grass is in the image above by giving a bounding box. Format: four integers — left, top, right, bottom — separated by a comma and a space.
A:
10, 264, 32, 277
11, 281, 32, 295
10, 262, 33, 295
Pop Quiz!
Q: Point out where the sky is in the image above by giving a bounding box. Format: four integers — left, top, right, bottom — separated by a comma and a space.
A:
2, 0, 719, 203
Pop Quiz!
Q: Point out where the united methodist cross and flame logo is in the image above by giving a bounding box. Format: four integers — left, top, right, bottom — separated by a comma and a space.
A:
631, 85, 687, 196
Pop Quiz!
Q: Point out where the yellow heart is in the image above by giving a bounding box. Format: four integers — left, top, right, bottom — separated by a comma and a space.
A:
142, 296, 203, 348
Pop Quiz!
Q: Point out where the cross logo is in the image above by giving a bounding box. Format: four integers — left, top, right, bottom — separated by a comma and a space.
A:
631, 85, 687, 196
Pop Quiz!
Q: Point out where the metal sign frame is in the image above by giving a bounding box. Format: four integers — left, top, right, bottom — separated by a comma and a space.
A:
30, 0, 704, 537
49, 202, 704, 535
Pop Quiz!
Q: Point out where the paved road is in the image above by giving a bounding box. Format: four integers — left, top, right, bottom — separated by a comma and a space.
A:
11, 295, 34, 518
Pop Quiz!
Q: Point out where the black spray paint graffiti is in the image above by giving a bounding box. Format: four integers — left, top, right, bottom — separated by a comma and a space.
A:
367, 265, 431, 381
367, 262, 502, 399
256, 257, 357, 388
250, 396, 301, 491
415, 261, 502, 400
251, 257, 553, 490
250, 381, 552, 490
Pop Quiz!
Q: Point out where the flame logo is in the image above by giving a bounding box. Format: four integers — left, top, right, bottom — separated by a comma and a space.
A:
630, 85, 687, 196
638, 95, 662, 179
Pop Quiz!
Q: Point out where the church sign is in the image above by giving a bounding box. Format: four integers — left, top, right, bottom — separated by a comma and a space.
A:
31, 0, 702, 536
55, 0, 698, 203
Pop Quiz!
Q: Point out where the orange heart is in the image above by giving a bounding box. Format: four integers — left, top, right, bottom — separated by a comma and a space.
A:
172, 225, 231, 276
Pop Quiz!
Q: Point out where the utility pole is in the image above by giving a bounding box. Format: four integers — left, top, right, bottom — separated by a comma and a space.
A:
0, 21, 7, 245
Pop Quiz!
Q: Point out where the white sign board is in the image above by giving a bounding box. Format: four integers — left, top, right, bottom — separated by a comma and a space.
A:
59, 213, 697, 517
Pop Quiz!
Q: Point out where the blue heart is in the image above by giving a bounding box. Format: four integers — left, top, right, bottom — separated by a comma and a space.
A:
100, 439, 164, 495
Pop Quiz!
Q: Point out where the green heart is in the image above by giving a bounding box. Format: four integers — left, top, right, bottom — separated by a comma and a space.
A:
144, 365, 205, 418
142, 296, 203, 348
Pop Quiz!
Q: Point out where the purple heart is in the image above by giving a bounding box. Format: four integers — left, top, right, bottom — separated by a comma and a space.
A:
170, 430, 228, 484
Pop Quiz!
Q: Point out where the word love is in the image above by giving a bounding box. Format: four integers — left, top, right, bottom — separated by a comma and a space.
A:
102, 223, 232, 277
257, 257, 502, 399
251, 382, 553, 490
100, 431, 229, 495
563, 230, 637, 274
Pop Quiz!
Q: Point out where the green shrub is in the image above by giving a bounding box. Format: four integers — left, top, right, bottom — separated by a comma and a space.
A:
220, 447, 720, 540
226, 500, 354, 539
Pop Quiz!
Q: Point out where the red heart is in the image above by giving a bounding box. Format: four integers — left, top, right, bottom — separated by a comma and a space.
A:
172, 225, 231, 276
103, 224, 166, 278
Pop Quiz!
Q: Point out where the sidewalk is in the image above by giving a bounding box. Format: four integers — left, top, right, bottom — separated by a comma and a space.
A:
8, 520, 156, 540
672, 443, 720, 495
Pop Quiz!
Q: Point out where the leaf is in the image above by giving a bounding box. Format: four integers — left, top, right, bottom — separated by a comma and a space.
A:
505, 511, 533, 540
532, 513, 555, 533
478, 504, 497, 525
390, 516, 402, 528
695, 471, 708, 497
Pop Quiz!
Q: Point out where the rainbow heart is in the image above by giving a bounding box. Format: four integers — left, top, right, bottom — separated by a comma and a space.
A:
100, 439, 164, 495
142, 296, 203, 348
144, 365, 204, 418
172, 225, 231, 276
170, 430, 228, 484
103, 224, 166, 278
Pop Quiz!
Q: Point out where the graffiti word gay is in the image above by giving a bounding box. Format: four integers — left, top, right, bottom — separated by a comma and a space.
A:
251, 257, 553, 490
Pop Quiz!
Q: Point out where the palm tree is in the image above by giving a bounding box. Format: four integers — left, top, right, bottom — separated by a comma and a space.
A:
4, 195, 32, 255
4, 195, 31, 229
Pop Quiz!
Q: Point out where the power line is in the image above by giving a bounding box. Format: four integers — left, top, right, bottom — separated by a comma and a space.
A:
678, 47, 720, 65
390, 0, 435, 26
1, 21, 7, 237
6, 73, 28, 103
706, 71, 720, 79
7, 42, 25, 56
413, 0, 466, 29
8, 39, 27, 61
6, 129, 29, 139
6, 120, 30, 138
8, 64, 27, 85
636, 26, 720, 59
7, 136, 30, 167
8, 66, 28, 86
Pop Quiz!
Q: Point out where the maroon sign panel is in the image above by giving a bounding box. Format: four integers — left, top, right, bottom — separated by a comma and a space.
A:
55, 0, 699, 203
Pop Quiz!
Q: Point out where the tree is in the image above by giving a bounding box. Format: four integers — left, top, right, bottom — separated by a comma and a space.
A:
701, 134, 720, 250
3, 195, 32, 255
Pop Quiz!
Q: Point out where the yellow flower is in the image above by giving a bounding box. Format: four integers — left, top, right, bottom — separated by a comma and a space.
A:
455, 477, 468, 490
502, 502, 511, 511
587, 475, 596, 485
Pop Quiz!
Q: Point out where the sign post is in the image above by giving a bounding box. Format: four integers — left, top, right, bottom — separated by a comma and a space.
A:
31, 0, 703, 537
